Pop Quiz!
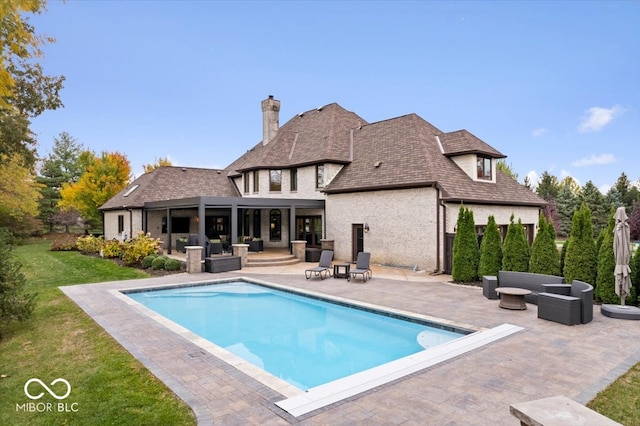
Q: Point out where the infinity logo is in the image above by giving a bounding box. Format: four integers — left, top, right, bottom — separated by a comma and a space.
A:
24, 378, 71, 400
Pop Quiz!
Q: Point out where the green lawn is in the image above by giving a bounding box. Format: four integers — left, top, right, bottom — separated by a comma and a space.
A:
0, 239, 195, 426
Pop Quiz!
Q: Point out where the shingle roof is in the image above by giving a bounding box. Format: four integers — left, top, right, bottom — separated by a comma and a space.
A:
323, 113, 544, 206
99, 167, 238, 210
439, 129, 506, 158
226, 103, 367, 176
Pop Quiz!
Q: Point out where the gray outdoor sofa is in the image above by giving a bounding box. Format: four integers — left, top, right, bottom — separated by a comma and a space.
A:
482, 271, 593, 325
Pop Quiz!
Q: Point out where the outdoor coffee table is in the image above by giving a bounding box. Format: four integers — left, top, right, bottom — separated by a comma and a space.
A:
495, 287, 531, 310
333, 263, 350, 279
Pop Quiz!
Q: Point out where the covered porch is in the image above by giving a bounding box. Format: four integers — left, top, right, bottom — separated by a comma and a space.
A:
142, 196, 325, 258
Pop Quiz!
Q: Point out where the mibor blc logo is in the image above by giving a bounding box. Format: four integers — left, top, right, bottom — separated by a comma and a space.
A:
16, 378, 79, 413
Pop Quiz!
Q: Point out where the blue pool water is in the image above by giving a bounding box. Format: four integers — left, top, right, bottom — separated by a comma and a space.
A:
126, 281, 465, 390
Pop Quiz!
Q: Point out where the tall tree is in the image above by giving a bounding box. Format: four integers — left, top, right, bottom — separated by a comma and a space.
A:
563, 203, 597, 285
452, 206, 479, 282
478, 215, 502, 277
629, 202, 640, 241
502, 215, 530, 272
59, 151, 131, 228
580, 180, 608, 238
529, 214, 560, 276
536, 171, 560, 200
496, 160, 518, 181
555, 183, 579, 238
0, 153, 43, 236
142, 156, 172, 173
1, 1, 64, 168
37, 132, 85, 231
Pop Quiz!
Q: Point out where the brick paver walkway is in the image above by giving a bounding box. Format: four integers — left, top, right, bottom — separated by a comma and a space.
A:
60, 264, 640, 425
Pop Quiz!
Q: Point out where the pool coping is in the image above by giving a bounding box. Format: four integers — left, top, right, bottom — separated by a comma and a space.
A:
112, 276, 523, 417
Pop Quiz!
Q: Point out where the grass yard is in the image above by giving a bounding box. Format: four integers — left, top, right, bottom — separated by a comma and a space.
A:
0, 239, 195, 426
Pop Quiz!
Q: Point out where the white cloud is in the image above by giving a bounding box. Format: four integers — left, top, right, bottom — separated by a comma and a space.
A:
571, 153, 616, 167
526, 170, 539, 187
532, 128, 546, 137
578, 105, 626, 133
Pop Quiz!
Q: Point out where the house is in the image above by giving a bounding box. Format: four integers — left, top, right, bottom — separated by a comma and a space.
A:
99, 96, 544, 272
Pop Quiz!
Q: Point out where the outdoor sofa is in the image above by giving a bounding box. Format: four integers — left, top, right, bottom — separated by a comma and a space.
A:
482, 271, 564, 304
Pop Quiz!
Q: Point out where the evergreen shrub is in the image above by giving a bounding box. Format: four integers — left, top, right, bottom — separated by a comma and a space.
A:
529, 214, 560, 276
141, 255, 158, 269
478, 215, 502, 277
502, 215, 530, 272
0, 228, 37, 329
151, 256, 168, 270
563, 203, 597, 285
164, 258, 182, 271
451, 206, 479, 282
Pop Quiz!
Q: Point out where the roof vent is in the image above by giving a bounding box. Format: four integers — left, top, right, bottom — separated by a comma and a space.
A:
297, 112, 305, 118
316, 105, 324, 112
181, 167, 187, 171
374, 161, 383, 168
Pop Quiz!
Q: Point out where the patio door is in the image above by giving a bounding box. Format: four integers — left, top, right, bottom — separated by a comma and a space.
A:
296, 216, 322, 248
352, 224, 364, 261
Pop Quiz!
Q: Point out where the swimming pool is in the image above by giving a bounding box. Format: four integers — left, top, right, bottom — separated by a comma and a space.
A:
126, 281, 467, 390
119, 278, 523, 416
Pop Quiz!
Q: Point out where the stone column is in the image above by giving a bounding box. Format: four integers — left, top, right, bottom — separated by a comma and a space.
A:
233, 244, 249, 267
320, 239, 334, 251
185, 246, 203, 273
291, 240, 306, 261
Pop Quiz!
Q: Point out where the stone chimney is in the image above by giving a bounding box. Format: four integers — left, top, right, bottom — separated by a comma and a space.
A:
261, 95, 280, 146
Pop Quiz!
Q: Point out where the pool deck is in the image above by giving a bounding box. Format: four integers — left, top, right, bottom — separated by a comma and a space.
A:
60, 261, 640, 425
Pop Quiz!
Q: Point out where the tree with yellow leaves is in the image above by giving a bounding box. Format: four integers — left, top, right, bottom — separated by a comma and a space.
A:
142, 156, 172, 173
0, 153, 43, 235
59, 151, 131, 228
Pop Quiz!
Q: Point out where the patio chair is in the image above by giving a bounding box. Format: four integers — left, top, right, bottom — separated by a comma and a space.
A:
305, 250, 334, 280
348, 252, 372, 282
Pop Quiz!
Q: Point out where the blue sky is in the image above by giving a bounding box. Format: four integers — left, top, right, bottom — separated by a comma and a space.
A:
30, 0, 640, 192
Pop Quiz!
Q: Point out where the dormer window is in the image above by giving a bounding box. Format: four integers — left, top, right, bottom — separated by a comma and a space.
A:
477, 156, 492, 180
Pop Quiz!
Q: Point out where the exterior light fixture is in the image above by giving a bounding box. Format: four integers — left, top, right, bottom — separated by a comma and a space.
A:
364, 223, 370, 233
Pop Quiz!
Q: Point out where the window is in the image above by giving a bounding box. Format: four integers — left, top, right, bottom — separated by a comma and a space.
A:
118, 215, 125, 234
253, 170, 259, 192
270, 209, 281, 241
477, 156, 492, 180
290, 168, 298, 191
269, 170, 282, 192
316, 164, 325, 188
243, 172, 249, 193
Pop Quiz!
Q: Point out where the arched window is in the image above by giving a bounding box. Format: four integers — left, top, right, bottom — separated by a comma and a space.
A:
270, 209, 281, 241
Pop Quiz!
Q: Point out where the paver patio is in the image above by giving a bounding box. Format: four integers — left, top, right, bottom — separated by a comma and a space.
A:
60, 262, 640, 425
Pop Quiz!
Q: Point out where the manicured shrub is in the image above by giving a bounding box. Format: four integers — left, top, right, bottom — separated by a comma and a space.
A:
121, 232, 161, 266
478, 215, 502, 278
452, 206, 479, 282
50, 233, 78, 251
529, 214, 560, 276
76, 234, 104, 254
164, 258, 182, 271
0, 228, 37, 328
141, 254, 159, 269
502, 215, 530, 272
560, 239, 569, 273
151, 256, 168, 270
632, 246, 640, 302
563, 203, 597, 286
102, 239, 123, 258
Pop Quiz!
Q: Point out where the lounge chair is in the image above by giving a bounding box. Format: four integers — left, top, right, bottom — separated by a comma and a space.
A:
305, 250, 334, 280
348, 252, 372, 282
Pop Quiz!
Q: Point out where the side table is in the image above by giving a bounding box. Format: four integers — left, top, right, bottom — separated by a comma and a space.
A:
333, 263, 350, 279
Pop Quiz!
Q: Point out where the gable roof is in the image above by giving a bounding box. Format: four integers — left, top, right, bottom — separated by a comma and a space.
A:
99, 166, 239, 210
323, 113, 544, 206
226, 103, 367, 176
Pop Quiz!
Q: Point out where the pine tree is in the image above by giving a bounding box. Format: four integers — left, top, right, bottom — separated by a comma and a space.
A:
631, 246, 640, 304
563, 203, 597, 285
452, 206, 479, 282
529, 214, 560, 276
478, 215, 502, 277
502, 215, 530, 272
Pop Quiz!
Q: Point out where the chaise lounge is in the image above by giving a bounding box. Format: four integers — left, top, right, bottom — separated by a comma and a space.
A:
348, 252, 372, 282
305, 250, 334, 280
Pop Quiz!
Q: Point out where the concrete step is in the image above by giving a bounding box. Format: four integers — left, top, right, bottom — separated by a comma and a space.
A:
245, 254, 300, 267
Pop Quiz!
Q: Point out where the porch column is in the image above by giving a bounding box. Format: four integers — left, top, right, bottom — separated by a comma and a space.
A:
231, 203, 238, 245
198, 201, 206, 259
289, 204, 296, 251
166, 207, 172, 254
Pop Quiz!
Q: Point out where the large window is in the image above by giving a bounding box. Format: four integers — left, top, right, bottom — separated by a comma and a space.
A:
477, 156, 492, 180
243, 172, 249, 193
253, 170, 259, 192
118, 215, 124, 234
290, 168, 298, 191
269, 170, 282, 192
270, 209, 281, 241
316, 164, 325, 188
